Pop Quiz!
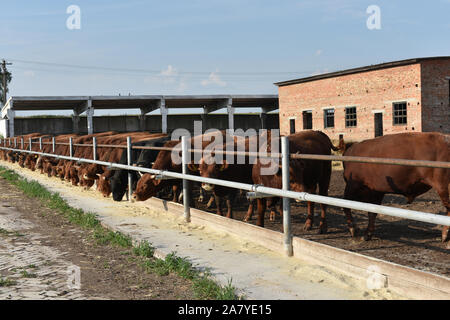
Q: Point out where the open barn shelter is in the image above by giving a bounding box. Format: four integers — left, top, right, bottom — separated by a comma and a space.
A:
275, 57, 450, 141
0, 95, 279, 137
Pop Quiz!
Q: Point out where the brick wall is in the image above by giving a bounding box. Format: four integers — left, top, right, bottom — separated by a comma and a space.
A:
278, 63, 423, 141
421, 59, 450, 133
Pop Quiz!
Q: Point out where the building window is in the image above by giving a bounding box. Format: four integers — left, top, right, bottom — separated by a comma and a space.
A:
302, 111, 312, 130
289, 118, 296, 134
323, 109, 335, 128
345, 107, 357, 127
393, 102, 407, 125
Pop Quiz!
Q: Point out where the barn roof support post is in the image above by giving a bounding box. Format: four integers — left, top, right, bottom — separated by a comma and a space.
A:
52, 137, 55, 153
14, 138, 16, 148
139, 110, 147, 131
282, 136, 293, 257
182, 135, 191, 223
39, 137, 42, 150
260, 110, 267, 129
6, 103, 14, 138
127, 136, 132, 202
28, 137, 32, 151
72, 110, 80, 134
86, 99, 94, 135
160, 98, 168, 134
227, 98, 234, 134
21, 138, 23, 149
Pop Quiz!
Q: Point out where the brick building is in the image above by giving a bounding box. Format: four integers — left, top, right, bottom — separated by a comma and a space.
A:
275, 57, 450, 141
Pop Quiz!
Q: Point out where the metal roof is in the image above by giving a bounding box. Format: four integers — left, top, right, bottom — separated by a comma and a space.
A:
2, 94, 279, 113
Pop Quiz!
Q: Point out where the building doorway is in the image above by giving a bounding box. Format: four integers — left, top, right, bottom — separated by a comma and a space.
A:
289, 118, 296, 134
374, 113, 383, 137
302, 111, 312, 130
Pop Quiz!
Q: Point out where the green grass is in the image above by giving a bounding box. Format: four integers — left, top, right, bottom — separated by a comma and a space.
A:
20, 270, 37, 278
0, 166, 240, 300
0, 227, 11, 236
0, 277, 16, 287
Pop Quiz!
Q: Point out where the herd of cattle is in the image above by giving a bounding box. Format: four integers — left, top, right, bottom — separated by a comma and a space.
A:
0, 130, 448, 243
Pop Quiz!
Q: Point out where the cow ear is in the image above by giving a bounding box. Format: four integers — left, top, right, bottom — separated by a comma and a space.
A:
188, 163, 198, 172
219, 161, 228, 171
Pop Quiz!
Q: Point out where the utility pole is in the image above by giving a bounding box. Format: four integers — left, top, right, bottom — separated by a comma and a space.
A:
1, 59, 12, 105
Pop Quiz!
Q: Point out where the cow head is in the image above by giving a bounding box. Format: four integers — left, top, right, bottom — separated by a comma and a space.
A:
189, 157, 229, 191
132, 173, 163, 201
97, 171, 113, 197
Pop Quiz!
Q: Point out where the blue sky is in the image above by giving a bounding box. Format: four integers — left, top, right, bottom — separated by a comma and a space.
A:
0, 0, 449, 114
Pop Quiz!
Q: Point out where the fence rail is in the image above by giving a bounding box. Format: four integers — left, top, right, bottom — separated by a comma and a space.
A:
0, 135, 449, 257
2, 137, 450, 169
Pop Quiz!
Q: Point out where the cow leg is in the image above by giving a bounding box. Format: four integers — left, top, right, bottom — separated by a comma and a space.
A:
364, 192, 384, 241
268, 198, 280, 222
172, 185, 178, 202
198, 185, 205, 203
365, 213, 377, 241
343, 184, 359, 238
214, 194, 223, 216
206, 195, 215, 209
256, 198, 266, 227
344, 208, 358, 238
435, 186, 450, 242
304, 201, 315, 231
243, 199, 255, 222
225, 197, 233, 219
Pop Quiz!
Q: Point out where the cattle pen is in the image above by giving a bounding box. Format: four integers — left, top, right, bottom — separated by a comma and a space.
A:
0, 134, 449, 299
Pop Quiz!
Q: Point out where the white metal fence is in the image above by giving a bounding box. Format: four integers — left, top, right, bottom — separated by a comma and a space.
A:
0, 135, 449, 257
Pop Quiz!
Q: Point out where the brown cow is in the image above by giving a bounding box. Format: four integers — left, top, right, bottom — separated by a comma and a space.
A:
342, 132, 450, 242
188, 133, 256, 219
252, 130, 339, 230
132, 132, 224, 203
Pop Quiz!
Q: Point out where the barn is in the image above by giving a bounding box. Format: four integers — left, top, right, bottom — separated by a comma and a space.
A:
275, 56, 450, 141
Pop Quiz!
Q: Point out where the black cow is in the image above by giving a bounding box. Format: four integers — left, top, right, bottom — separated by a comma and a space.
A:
110, 136, 171, 201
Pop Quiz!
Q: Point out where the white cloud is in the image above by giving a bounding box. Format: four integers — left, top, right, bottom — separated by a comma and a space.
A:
315, 49, 323, 56
160, 65, 177, 77
201, 71, 226, 87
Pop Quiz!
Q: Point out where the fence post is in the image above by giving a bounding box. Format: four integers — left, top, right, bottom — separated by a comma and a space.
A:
14, 138, 16, 148
127, 136, 132, 202
52, 137, 55, 153
39, 137, 42, 150
21, 138, 24, 149
8, 138, 10, 146
182, 136, 191, 222
282, 136, 293, 257
29, 138, 32, 151
69, 137, 73, 157
92, 137, 97, 161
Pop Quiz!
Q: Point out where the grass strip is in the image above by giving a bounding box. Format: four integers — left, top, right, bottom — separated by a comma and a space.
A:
0, 166, 240, 300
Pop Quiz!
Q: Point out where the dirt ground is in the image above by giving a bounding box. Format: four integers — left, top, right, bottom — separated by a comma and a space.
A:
0, 176, 194, 300
192, 170, 449, 277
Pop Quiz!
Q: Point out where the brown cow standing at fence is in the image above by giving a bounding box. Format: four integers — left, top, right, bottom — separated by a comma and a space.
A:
252, 130, 339, 230
342, 132, 450, 242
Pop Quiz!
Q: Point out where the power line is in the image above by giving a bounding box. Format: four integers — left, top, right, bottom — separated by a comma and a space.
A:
8, 58, 314, 77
